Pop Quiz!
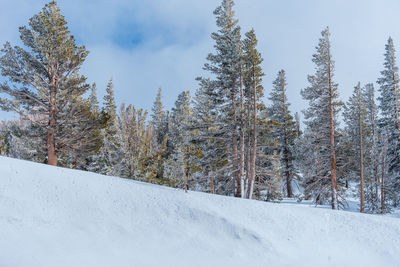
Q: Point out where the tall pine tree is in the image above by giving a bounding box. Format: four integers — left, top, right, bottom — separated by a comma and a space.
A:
343, 82, 368, 212
268, 70, 298, 198
300, 27, 342, 209
242, 29, 265, 199
0, 1, 99, 166
203, 0, 242, 197
377, 37, 400, 207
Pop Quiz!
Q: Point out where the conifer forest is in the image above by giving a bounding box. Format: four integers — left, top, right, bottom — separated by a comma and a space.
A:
2, 0, 400, 216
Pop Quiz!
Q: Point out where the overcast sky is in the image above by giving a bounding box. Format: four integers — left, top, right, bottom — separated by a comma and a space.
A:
1, 0, 400, 121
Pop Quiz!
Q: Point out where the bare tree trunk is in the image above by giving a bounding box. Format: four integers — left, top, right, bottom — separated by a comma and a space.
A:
381, 133, 388, 213
369, 102, 380, 207
328, 49, 338, 210
245, 106, 251, 198
47, 82, 57, 166
239, 68, 245, 198
282, 83, 293, 198
232, 91, 240, 197
375, 164, 380, 207
359, 106, 365, 213
285, 164, 293, 197
249, 75, 258, 200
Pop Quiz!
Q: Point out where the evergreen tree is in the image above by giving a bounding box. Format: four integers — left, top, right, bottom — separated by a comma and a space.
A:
165, 91, 198, 190
90, 83, 99, 114
300, 27, 343, 209
255, 110, 283, 202
203, 0, 242, 197
149, 88, 169, 181
268, 70, 298, 198
363, 83, 381, 213
343, 82, 368, 212
377, 37, 400, 207
0, 1, 100, 166
242, 29, 265, 199
151, 87, 168, 146
116, 104, 151, 180
192, 78, 228, 194
89, 79, 119, 175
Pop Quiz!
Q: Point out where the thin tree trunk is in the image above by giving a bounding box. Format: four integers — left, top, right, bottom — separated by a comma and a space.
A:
47, 82, 57, 166
282, 83, 293, 198
285, 162, 293, 197
359, 104, 365, 213
232, 91, 240, 197
249, 74, 258, 200
245, 106, 251, 198
328, 48, 338, 210
239, 65, 245, 198
370, 102, 380, 207
374, 163, 380, 207
381, 133, 388, 213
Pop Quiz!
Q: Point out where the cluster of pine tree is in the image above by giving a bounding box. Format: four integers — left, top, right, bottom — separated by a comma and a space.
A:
1, 0, 400, 213
298, 30, 400, 213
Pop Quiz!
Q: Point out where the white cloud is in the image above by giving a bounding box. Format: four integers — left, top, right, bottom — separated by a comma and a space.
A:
1, 0, 400, 120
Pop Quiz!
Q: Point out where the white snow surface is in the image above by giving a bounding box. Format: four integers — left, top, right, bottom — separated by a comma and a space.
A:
0, 156, 399, 267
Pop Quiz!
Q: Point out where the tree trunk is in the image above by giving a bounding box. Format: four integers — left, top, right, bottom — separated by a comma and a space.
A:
282, 84, 293, 198
47, 82, 57, 166
371, 105, 380, 207
245, 106, 251, 198
328, 50, 338, 210
239, 66, 245, 198
285, 165, 293, 198
359, 105, 365, 213
381, 133, 388, 213
232, 91, 240, 197
249, 74, 258, 200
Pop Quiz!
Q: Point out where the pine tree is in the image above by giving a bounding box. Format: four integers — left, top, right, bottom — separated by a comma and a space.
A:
377, 37, 400, 207
90, 83, 99, 114
0, 1, 100, 166
343, 82, 368, 212
192, 78, 230, 194
149, 88, 169, 181
165, 91, 198, 191
255, 110, 283, 202
203, 0, 242, 197
363, 83, 381, 212
151, 88, 168, 146
268, 70, 298, 198
300, 27, 342, 209
116, 104, 151, 180
89, 79, 119, 175
242, 29, 265, 199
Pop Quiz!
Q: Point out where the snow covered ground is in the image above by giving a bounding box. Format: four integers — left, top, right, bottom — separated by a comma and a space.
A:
0, 156, 399, 267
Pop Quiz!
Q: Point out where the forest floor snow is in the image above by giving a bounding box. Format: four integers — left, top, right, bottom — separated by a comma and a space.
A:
0, 156, 399, 267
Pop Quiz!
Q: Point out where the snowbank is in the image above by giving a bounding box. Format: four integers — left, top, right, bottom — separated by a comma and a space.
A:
0, 156, 399, 267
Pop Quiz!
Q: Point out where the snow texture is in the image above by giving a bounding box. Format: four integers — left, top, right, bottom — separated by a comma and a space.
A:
0, 156, 399, 267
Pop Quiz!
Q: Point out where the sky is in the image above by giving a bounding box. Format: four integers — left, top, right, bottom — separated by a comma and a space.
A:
1, 0, 400, 122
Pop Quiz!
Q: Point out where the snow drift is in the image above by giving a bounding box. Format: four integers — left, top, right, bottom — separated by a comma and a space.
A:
0, 156, 399, 267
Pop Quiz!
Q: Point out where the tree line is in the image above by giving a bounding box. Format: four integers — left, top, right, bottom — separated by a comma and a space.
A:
0, 0, 399, 213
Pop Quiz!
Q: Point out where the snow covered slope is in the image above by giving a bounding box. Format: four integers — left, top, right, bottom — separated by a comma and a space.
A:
0, 157, 399, 267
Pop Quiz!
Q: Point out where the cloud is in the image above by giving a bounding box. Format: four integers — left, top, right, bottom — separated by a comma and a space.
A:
1, 0, 400, 120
